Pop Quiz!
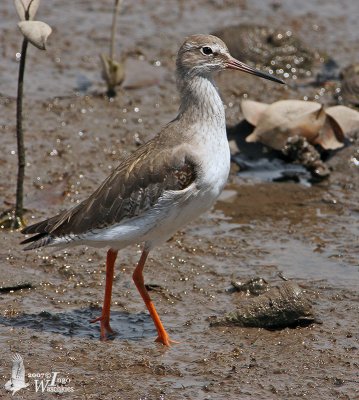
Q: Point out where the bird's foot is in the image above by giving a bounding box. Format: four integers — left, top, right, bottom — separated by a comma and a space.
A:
90, 315, 114, 340
155, 333, 179, 347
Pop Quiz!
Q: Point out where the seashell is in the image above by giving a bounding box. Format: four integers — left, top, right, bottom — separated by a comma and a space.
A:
241, 99, 269, 126
325, 105, 359, 137
18, 20, 52, 50
245, 100, 326, 150
210, 281, 316, 329
14, 0, 40, 21
243, 99, 359, 151
314, 114, 344, 150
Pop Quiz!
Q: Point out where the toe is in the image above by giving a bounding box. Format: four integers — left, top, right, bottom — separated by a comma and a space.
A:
155, 334, 178, 346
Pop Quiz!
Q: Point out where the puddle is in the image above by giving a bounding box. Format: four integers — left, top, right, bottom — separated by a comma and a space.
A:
0, 308, 155, 340
233, 153, 312, 185
228, 121, 320, 186
252, 238, 359, 290
215, 181, 359, 291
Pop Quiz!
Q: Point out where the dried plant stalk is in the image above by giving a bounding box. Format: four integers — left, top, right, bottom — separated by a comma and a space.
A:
14, 36, 29, 228
110, 0, 121, 62
101, 0, 125, 97
0, 0, 52, 228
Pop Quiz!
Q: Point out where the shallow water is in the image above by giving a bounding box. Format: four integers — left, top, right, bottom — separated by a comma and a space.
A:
0, 309, 155, 340
232, 154, 311, 184
252, 237, 359, 288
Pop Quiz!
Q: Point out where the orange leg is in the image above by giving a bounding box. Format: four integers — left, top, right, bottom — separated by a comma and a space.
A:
90, 248, 118, 340
133, 250, 174, 346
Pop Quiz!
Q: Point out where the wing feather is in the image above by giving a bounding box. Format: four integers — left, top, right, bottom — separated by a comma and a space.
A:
22, 136, 197, 243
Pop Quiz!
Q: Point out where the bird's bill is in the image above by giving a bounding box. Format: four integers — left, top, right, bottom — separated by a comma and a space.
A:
226, 57, 285, 84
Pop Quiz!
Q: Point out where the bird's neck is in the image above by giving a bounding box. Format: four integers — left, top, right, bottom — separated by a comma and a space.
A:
177, 74, 225, 125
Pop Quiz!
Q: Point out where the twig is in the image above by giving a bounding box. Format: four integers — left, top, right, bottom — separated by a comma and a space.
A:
102, 0, 124, 97
14, 37, 29, 228
110, 0, 122, 62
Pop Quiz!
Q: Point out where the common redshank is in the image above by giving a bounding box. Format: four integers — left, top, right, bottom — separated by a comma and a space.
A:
21, 34, 283, 346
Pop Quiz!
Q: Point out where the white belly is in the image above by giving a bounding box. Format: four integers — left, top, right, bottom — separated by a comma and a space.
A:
79, 176, 224, 251
77, 141, 230, 251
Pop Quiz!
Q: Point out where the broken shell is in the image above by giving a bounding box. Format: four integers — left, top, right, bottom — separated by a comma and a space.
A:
242, 99, 359, 151
241, 99, 269, 126
245, 100, 326, 150
14, 0, 40, 21
17, 20, 52, 50
314, 114, 345, 150
325, 105, 359, 138
211, 281, 316, 329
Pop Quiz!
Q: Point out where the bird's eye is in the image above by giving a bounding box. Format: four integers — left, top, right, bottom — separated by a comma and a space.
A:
201, 46, 213, 55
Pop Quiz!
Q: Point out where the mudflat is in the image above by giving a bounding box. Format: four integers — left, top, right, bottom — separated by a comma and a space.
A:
0, 1, 358, 399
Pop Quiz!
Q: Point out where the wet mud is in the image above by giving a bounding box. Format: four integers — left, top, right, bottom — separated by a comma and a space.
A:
0, 0, 358, 399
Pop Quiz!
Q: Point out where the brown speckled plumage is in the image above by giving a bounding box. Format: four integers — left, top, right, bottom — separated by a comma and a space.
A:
22, 134, 197, 248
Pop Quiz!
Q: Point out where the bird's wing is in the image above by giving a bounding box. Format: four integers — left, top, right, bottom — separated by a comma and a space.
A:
22, 137, 198, 238
11, 354, 26, 383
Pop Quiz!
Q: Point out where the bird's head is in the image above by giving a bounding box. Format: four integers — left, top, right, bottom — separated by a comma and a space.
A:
176, 34, 284, 84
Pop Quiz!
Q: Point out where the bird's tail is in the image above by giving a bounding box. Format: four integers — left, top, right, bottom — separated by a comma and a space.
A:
20, 216, 60, 250
20, 232, 55, 250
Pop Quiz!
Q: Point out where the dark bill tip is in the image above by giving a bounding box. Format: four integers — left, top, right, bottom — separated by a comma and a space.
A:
226, 57, 285, 85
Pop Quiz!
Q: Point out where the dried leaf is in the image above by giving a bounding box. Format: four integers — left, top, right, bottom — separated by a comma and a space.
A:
14, 0, 40, 21
284, 104, 326, 143
241, 99, 269, 126
314, 116, 345, 150
243, 100, 358, 150
18, 20, 52, 50
246, 100, 325, 150
325, 105, 359, 137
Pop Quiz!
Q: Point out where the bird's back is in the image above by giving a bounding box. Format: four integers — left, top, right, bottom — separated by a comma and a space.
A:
21, 124, 200, 250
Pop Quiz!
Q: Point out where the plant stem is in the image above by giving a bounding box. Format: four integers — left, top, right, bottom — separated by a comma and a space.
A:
110, 0, 122, 61
15, 37, 29, 226
106, 0, 122, 97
